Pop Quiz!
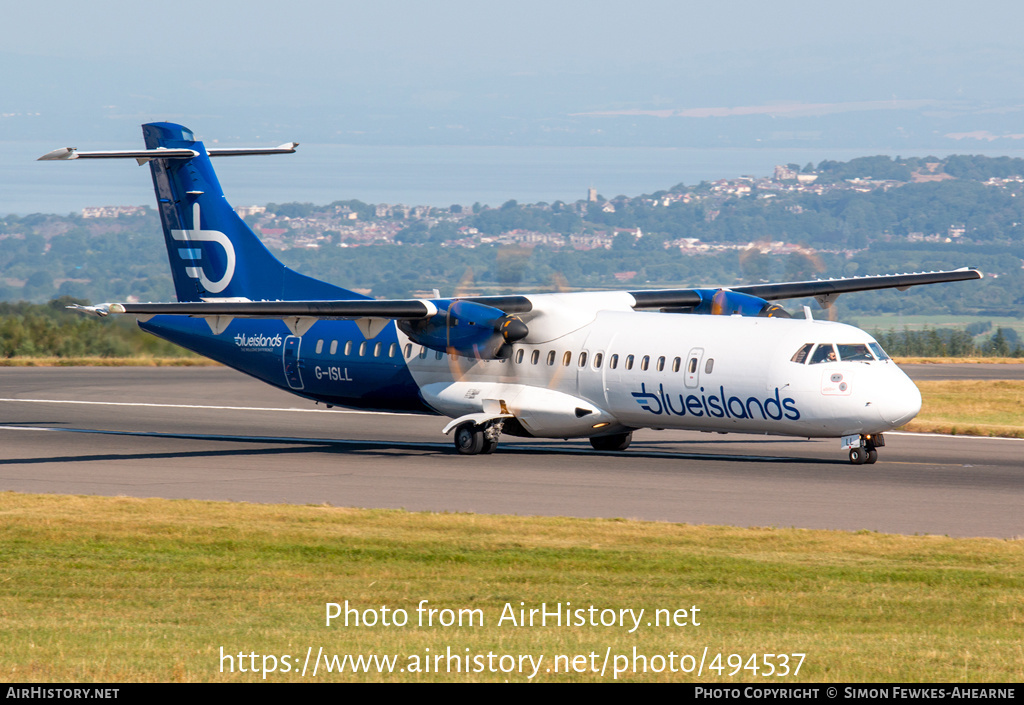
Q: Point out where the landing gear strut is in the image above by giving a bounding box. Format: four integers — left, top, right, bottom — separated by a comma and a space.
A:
454, 420, 502, 455
848, 434, 883, 465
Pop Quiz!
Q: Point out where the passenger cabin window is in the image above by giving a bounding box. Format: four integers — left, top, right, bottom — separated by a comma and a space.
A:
578, 352, 588, 368
516, 349, 524, 364
640, 355, 650, 371
809, 344, 837, 364
705, 358, 714, 374
389, 343, 397, 358
531, 350, 539, 365
656, 356, 665, 372
547, 351, 556, 366
373, 342, 382, 357
672, 357, 681, 373
609, 354, 618, 369
562, 351, 571, 367
404, 343, 412, 358
358, 342, 367, 356
344, 341, 352, 356
790, 343, 813, 364
625, 354, 634, 370
330, 340, 338, 355
419, 346, 427, 359
315, 339, 324, 354
594, 352, 603, 368
837, 343, 873, 362
435, 350, 443, 360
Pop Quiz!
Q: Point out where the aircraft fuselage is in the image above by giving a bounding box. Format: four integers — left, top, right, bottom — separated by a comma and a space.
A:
141, 302, 921, 441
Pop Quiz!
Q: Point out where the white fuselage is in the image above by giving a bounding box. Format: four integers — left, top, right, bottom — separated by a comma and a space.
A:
400, 293, 922, 440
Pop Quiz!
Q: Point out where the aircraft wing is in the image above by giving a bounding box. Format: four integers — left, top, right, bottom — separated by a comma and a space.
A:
628, 267, 983, 309
70, 297, 533, 319
72, 267, 982, 319
68, 297, 533, 345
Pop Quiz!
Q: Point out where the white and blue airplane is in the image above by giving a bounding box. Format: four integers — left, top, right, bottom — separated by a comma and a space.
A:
41, 123, 982, 464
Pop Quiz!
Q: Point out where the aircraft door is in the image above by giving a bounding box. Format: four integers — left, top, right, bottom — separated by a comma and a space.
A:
283, 335, 304, 390
684, 347, 704, 389
578, 325, 616, 408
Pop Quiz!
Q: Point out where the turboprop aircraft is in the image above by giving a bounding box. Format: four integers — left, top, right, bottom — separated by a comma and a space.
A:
41, 122, 982, 464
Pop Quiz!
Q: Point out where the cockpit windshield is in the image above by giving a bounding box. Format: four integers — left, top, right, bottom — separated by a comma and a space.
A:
836, 343, 873, 362
809, 344, 837, 364
791, 342, 890, 364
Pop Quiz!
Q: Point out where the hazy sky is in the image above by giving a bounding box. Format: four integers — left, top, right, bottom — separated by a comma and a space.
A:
4, 0, 1024, 146
7, 1, 1024, 213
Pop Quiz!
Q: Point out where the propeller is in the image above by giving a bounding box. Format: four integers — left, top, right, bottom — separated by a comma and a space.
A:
398, 298, 528, 361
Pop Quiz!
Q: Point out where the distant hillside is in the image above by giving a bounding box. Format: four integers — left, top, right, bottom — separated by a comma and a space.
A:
0, 154, 1021, 321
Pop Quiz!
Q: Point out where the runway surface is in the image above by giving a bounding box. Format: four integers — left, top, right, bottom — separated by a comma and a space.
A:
900, 362, 1024, 381
1, 366, 1021, 539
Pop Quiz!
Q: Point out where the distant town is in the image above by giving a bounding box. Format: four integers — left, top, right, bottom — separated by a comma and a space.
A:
3, 153, 1020, 316
74, 160, 1021, 263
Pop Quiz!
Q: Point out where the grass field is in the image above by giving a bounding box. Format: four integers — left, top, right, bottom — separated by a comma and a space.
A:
906, 380, 1024, 438
853, 314, 1024, 337
1, 493, 1022, 683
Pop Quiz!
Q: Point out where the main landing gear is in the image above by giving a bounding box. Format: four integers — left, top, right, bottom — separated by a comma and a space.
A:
589, 431, 632, 451
454, 421, 502, 455
453, 424, 634, 455
847, 433, 884, 465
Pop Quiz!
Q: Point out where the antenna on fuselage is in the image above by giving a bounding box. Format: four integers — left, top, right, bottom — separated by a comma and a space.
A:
803, 305, 814, 320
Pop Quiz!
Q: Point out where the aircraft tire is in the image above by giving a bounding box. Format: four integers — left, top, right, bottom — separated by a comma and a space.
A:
482, 438, 498, 454
866, 449, 878, 464
589, 432, 632, 452
454, 423, 485, 455
849, 447, 868, 465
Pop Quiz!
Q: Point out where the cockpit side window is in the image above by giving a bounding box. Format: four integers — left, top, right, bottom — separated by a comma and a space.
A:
868, 342, 890, 361
809, 343, 837, 364
790, 343, 814, 364
837, 343, 874, 362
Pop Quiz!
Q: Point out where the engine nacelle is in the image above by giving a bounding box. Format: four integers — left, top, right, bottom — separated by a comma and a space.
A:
398, 299, 528, 359
679, 289, 791, 318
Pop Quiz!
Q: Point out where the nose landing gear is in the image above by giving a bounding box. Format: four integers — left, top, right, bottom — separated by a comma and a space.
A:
845, 433, 883, 465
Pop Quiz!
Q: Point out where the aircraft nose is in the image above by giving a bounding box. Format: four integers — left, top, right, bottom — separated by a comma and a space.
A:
874, 369, 922, 427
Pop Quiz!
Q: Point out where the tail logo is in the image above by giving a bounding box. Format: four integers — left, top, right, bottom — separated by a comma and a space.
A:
170, 203, 236, 294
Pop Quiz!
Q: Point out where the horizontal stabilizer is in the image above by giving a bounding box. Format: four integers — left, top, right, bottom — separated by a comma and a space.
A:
38, 143, 298, 165
207, 143, 298, 156
38, 147, 200, 164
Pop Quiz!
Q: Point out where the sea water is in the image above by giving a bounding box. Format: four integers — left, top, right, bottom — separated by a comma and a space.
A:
6, 141, 1024, 216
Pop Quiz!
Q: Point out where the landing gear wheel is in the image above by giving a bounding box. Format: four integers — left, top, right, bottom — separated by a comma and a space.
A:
481, 438, 498, 454
849, 447, 868, 465
454, 423, 485, 455
590, 432, 633, 451
866, 449, 878, 464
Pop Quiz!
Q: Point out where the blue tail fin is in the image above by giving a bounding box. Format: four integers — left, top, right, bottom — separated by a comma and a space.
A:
142, 122, 366, 303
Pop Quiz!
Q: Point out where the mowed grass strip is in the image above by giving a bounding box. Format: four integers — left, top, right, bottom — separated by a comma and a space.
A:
0, 356, 214, 367
903, 380, 1024, 438
0, 492, 1022, 683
